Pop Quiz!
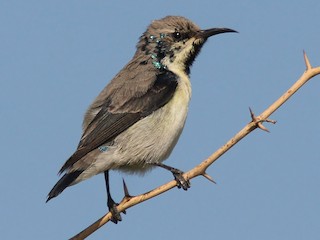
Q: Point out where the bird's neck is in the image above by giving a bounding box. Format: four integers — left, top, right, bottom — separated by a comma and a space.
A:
166, 63, 192, 100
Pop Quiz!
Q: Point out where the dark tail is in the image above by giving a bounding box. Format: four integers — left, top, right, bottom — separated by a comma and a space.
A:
46, 170, 83, 202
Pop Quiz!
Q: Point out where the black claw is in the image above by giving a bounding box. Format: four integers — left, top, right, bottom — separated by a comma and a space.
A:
108, 200, 122, 224
171, 169, 190, 190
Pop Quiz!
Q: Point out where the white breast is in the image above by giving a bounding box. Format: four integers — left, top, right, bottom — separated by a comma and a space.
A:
101, 69, 192, 173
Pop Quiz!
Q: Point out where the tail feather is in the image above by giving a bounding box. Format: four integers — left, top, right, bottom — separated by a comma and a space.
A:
46, 170, 83, 202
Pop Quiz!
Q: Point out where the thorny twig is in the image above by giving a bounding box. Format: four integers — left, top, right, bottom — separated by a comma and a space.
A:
70, 52, 320, 239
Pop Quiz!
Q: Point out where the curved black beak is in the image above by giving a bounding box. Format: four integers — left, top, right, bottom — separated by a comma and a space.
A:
197, 28, 238, 39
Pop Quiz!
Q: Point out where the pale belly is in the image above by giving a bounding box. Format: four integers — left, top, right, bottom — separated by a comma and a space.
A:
91, 79, 191, 174
113, 86, 190, 172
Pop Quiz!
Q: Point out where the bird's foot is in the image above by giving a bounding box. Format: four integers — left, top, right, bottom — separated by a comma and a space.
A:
107, 197, 125, 224
105, 170, 126, 224
171, 168, 190, 190
153, 162, 190, 190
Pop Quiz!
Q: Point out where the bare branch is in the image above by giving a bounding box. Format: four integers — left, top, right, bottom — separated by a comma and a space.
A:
70, 53, 320, 240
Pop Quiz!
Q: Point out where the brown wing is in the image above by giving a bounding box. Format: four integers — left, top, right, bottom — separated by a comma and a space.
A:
59, 70, 178, 173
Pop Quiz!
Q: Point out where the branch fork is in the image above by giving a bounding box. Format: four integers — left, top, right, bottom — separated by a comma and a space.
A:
249, 107, 276, 132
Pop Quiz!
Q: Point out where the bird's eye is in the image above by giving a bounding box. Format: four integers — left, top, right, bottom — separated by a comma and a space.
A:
173, 31, 182, 40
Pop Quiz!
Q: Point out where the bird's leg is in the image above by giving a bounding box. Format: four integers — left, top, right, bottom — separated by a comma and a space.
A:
153, 162, 190, 190
104, 170, 122, 224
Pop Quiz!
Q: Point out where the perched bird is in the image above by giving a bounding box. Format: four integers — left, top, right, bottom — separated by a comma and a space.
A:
47, 15, 236, 223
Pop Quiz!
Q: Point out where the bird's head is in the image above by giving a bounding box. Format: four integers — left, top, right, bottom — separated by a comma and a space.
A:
136, 16, 236, 75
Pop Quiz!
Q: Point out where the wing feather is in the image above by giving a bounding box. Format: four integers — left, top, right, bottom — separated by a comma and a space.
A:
59, 70, 178, 173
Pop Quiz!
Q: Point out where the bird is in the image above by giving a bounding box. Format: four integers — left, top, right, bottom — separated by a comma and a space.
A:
47, 15, 236, 223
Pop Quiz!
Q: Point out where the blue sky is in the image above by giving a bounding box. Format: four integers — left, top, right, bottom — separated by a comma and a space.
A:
1, 1, 320, 239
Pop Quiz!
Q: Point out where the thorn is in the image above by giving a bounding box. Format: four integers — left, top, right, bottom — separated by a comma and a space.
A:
249, 107, 260, 123
249, 107, 255, 120
118, 178, 133, 215
257, 122, 270, 132
303, 50, 312, 70
122, 178, 131, 198
202, 172, 216, 184
249, 107, 276, 133
265, 118, 277, 124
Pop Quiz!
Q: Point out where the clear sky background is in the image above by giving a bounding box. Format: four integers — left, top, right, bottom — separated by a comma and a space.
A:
1, 1, 320, 239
